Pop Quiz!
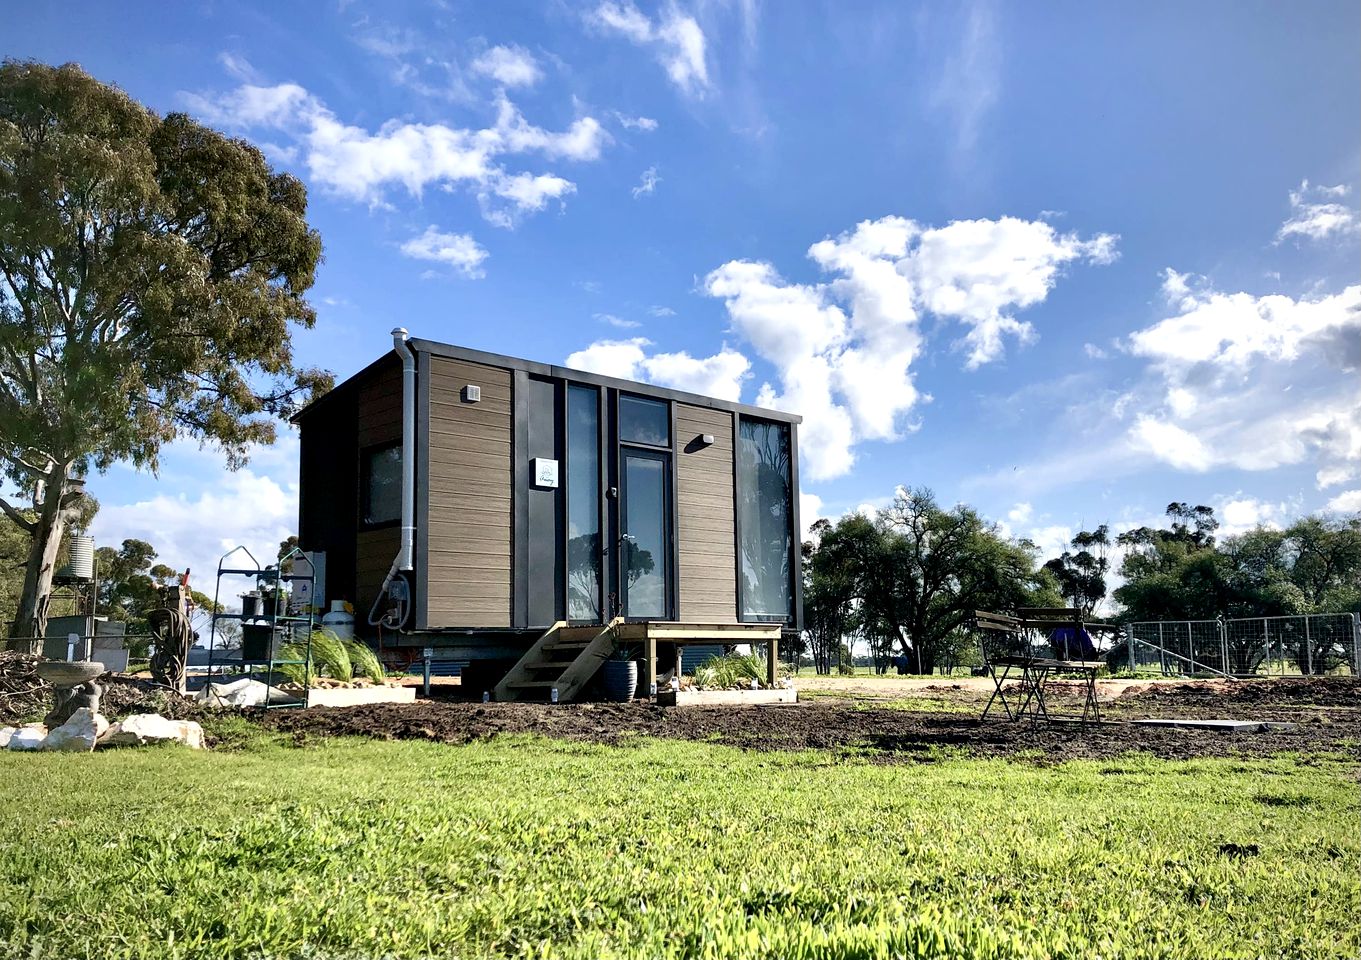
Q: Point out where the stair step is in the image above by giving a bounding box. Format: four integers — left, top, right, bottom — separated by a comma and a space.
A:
525, 660, 577, 671
543, 640, 591, 652
509, 681, 560, 689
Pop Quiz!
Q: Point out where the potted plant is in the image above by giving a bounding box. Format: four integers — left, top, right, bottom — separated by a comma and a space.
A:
600, 645, 640, 703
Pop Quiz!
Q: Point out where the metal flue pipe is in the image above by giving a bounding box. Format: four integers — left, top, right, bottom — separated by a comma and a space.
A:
391, 327, 415, 571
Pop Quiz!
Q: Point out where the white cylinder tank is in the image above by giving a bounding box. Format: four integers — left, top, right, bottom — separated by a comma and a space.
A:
67, 535, 95, 581
321, 600, 355, 640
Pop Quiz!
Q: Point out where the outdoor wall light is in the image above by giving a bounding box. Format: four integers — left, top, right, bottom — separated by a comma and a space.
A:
462, 385, 481, 403
700, 433, 715, 446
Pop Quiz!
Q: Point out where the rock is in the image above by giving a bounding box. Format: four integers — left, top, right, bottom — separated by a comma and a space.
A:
196, 677, 295, 708
42, 708, 108, 752
0, 726, 16, 748
8, 724, 47, 751
101, 713, 205, 749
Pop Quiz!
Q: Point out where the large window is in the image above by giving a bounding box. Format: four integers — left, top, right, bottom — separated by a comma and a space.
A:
362, 443, 402, 526
618, 394, 670, 446
737, 418, 793, 620
566, 386, 601, 621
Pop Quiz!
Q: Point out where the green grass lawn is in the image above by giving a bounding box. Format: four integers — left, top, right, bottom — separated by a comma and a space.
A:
1, 730, 1356, 959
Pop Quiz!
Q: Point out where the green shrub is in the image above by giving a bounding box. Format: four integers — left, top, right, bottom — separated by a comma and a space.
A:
273, 629, 384, 685
693, 652, 787, 689
344, 639, 386, 683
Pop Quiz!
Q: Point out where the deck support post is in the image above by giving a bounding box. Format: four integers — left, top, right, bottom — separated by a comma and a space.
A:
644, 633, 657, 698
767, 636, 778, 687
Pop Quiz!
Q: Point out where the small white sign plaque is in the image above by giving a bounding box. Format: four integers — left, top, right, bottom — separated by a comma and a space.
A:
532, 458, 559, 489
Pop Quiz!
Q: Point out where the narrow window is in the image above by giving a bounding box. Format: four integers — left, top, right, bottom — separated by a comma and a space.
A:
567, 386, 601, 621
737, 418, 793, 620
362, 443, 402, 526
618, 394, 670, 447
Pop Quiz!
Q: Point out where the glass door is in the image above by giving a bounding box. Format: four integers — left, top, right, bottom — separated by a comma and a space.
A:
620, 449, 672, 619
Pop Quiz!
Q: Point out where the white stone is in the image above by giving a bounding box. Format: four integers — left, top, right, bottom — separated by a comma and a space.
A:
42, 708, 108, 752
0, 726, 15, 749
101, 713, 205, 749
8, 724, 47, 751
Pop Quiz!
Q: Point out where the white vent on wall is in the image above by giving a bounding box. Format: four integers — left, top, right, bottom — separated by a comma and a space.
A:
462, 384, 481, 403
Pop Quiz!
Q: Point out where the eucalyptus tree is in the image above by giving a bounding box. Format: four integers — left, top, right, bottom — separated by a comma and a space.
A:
0, 61, 328, 648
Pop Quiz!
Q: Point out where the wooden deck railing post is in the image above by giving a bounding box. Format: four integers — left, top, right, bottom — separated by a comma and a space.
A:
767, 636, 778, 686
644, 632, 657, 698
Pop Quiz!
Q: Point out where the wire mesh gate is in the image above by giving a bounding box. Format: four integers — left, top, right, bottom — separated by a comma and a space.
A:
1127, 613, 1360, 677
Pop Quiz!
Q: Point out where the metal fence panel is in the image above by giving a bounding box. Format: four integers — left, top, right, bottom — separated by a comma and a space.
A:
1130, 613, 1358, 677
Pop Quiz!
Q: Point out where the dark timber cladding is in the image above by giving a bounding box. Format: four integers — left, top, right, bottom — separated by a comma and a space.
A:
676, 404, 737, 621
354, 361, 403, 618
425, 356, 514, 628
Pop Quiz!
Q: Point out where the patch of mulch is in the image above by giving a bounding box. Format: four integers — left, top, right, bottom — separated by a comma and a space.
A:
0, 651, 48, 726
0, 651, 206, 725
1118, 676, 1360, 710
98, 675, 210, 722
258, 676, 1361, 764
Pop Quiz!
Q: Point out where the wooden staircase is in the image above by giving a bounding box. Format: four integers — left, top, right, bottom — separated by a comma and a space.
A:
493, 618, 625, 703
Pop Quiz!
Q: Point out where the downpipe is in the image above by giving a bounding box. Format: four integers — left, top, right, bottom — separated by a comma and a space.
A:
368, 327, 416, 629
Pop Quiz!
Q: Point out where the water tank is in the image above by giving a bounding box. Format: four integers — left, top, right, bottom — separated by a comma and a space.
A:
66, 535, 95, 582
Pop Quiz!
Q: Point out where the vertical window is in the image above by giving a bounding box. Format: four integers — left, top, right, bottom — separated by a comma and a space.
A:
567, 386, 601, 621
737, 418, 793, 620
362, 443, 402, 526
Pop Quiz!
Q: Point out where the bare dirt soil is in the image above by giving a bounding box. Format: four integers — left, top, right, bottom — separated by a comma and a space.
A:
258, 676, 1361, 764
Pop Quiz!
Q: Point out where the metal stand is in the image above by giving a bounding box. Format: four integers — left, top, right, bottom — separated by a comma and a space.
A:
207, 546, 316, 708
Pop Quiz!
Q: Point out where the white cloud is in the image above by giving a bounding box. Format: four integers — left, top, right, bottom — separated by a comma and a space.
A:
1128, 416, 1212, 472
1216, 496, 1289, 535
1119, 275, 1361, 479
1325, 489, 1361, 513
703, 215, 1116, 479
1007, 502, 1033, 524
1130, 273, 1361, 370
648, 305, 676, 317
632, 165, 660, 198
183, 82, 606, 225
399, 227, 489, 278
1083, 342, 1109, 360
588, 2, 710, 97
596, 313, 641, 329
1277, 179, 1360, 244
479, 171, 575, 228
1105, 270, 1361, 487
616, 113, 659, 131
929, 0, 999, 156
90, 469, 297, 606
799, 492, 825, 536
218, 52, 260, 83
565, 338, 750, 401
470, 45, 543, 88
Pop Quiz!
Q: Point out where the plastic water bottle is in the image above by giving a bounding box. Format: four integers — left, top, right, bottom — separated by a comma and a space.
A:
550, 687, 559, 704
649, 681, 657, 697
482, 690, 490, 703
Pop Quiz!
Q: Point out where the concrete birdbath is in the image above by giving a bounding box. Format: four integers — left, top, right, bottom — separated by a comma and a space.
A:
35, 660, 105, 728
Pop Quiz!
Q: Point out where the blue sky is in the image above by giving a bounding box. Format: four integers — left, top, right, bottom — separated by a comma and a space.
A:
6, 0, 1360, 588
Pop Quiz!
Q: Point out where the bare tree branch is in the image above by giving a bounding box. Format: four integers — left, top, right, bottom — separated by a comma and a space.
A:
0, 494, 36, 532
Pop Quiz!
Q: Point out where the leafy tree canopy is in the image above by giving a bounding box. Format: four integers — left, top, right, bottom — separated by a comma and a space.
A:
0, 60, 329, 644
802, 488, 1060, 674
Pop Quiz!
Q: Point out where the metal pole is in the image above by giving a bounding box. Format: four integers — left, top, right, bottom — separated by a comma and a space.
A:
1158, 622, 1166, 675
1353, 614, 1361, 677
1263, 618, 1270, 676
1220, 618, 1228, 676
1304, 616, 1312, 676
1187, 621, 1195, 675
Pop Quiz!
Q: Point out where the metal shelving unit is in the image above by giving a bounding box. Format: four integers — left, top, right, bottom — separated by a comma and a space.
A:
208, 545, 316, 708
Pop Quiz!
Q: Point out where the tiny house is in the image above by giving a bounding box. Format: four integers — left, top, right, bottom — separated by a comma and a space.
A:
293, 332, 802, 698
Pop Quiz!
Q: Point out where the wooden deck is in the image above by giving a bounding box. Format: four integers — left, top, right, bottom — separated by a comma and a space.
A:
495, 620, 784, 702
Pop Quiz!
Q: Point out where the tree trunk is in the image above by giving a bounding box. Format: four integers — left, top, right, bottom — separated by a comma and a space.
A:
7, 468, 78, 652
